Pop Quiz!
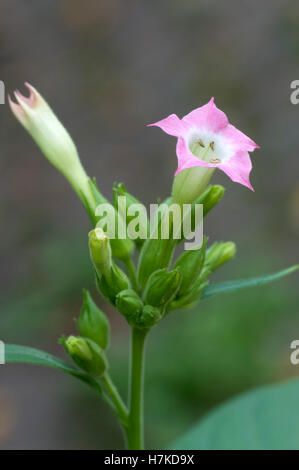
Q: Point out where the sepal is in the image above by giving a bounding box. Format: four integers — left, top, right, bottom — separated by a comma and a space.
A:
77, 290, 110, 350
174, 237, 208, 295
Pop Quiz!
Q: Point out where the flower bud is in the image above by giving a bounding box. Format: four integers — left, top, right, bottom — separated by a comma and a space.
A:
115, 289, 144, 323
89, 228, 112, 279
175, 186, 224, 246
172, 166, 215, 205
96, 263, 131, 305
169, 280, 209, 311
196, 185, 225, 218
90, 179, 134, 261
8, 83, 96, 212
89, 228, 131, 304
174, 237, 208, 295
63, 336, 108, 377
137, 238, 176, 288
139, 305, 162, 328
143, 268, 181, 308
77, 290, 110, 350
113, 183, 149, 248
205, 241, 237, 272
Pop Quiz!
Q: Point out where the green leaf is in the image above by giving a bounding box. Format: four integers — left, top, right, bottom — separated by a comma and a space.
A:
5, 344, 103, 395
201, 265, 299, 300
170, 378, 299, 450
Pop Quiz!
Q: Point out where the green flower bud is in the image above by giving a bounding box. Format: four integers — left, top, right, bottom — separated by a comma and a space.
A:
113, 183, 149, 248
143, 268, 181, 308
77, 290, 110, 350
96, 263, 131, 305
63, 336, 108, 377
174, 237, 208, 295
205, 241, 237, 272
137, 198, 184, 287
89, 228, 131, 304
198, 185, 225, 217
176, 185, 224, 243
89, 228, 112, 279
116, 289, 144, 323
89, 179, 134, 261
137, 238, 176, 288
139, 305, 162, 328
168, 280, 209, 311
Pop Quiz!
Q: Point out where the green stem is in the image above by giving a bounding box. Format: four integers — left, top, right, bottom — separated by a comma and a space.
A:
124, 257, 138, 291
126, 327, 148, 450
101, 372, 129, 428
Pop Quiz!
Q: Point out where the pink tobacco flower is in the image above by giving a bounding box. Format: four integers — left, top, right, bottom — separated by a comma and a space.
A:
149, 98, 259, 191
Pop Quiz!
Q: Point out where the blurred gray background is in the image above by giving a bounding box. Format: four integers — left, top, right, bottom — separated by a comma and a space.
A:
0, 0, 298, 449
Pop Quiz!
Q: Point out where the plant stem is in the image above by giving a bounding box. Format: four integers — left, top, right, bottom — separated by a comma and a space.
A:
102, 372, 129, 428
126, 327, 148, 450
124, 257, 138, 291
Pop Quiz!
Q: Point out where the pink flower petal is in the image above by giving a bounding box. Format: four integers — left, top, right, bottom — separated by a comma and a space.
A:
220, 124, 260, 152
8, 94, 26, 125
148, 98, 259, 191
219, 151, 254, 191
182, 97, 228, 133
148, 114, 187, 137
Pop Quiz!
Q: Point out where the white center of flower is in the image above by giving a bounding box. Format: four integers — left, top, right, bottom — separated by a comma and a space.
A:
187, 129, 232, 164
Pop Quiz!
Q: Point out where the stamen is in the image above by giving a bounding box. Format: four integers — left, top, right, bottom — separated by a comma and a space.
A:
198, 140, 205, 147
209, 157, 221, 164
210, 141, 215, 151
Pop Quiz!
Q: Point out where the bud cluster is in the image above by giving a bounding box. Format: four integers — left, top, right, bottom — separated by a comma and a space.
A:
88, 180, 235, 328
8, 84, 237, 333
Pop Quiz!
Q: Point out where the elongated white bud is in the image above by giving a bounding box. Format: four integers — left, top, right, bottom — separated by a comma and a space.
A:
8, 83, 96, 210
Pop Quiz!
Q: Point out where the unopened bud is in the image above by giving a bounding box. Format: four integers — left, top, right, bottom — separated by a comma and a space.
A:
169, 280, 209, 311
113, 183, 149, 248
9, 83, 96, 212
174, 237, 208, 295
176, 185, 224, 242
196, 185, 225, 217
63, 336, 108, 377
89, 228, 112, 278
205, 241, 236, 272
143, 268, 181, 308
139, 305, 162, 328
96, 263, 131, 305
116, 289, 144, 323
137, 238, 176, 288
89, 179, 134, 260
77, 290, 110, 350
